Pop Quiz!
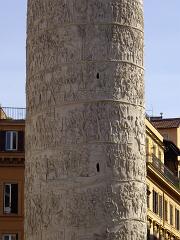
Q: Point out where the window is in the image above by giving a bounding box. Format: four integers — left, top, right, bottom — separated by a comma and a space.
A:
159, 195, 163, 218
153, 190, 158, 214
96, 163, 100, 172
162, 133, 169, 140
170, 204, 173, 225
5, 131, 18, 150
175, 208, 180, 230
147, 228, 150, 240
147, 185, 151, 209
2, 234, 18, 240
146, 138, 149, 153
153, 190, 163, 218
164, 200, 168, 222
4, 184, 18, 214
153, 144, 156, 156
158, 150, 162, 160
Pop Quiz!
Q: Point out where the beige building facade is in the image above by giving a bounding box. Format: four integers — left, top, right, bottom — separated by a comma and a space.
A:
146, 119, 180, 239
151, 117, 180, 177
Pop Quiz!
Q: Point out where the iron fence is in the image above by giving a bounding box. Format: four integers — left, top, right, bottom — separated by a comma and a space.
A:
151, 154, 180, 189
0, 107, 26, 120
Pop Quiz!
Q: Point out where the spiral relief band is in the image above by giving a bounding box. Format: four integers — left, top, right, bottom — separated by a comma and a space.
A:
25, 1, 147, 239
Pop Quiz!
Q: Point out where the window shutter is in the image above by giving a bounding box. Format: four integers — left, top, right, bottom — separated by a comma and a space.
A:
175, 209, 180, 230
18, 131, 24, 151
170, 204, 173, 225
0, 183, 3, 215
147, 185, 150, 208
153, 190, 155, 213
159, 195, 163, 218
0, 131, 6, 151
164, 200, 168, 221
155, 192, 158, 214
153, 190, 159, 214
11, 184, 18, 214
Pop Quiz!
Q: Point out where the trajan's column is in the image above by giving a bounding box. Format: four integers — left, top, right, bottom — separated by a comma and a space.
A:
25, 0, 146, 239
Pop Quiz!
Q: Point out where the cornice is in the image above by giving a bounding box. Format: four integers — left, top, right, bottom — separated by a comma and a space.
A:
0, 157, 25, 166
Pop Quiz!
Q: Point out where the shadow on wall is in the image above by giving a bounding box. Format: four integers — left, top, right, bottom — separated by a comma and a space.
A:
148, 234, 161, 240
147, 231, 158, 240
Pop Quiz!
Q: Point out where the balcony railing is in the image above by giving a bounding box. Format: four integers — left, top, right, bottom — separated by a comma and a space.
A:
0, 107, 26, 120
148, 154, 180, 189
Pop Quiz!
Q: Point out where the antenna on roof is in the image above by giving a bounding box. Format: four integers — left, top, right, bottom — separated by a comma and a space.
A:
160, 112, 163, 119
146, 106, 153, 117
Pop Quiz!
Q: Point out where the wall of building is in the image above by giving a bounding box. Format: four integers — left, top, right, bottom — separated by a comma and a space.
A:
177, 128, 180, 166
147, 178, 180, 239
0, 109, 7, 120
156, 127, 180, 177
0, 120, 25, 240
0, 166, 24, 240
158, 128, 178, 148
146, 119, 180, 240
146, 120, 164, 164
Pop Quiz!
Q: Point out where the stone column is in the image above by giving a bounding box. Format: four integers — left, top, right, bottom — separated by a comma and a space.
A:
25, 0, 146, 239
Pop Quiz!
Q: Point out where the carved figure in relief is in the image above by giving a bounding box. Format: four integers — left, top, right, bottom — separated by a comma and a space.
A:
73, 0, 88, 21
27, 61, 144, 115
89, 1, 107, 22
26, 0, 146, 239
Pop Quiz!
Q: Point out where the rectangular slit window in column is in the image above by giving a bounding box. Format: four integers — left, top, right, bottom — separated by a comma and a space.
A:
4, 184, 18, 214
96, 163, 100, 173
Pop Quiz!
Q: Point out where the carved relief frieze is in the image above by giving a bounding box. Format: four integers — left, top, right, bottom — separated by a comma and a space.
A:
27, 0, 143, 33
26, 0, 146, 239
27, 24, 143, 76
26, 61, 144, 116
26, 103, 145, 151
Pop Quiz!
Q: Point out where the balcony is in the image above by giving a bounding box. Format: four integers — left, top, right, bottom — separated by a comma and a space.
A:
0, 107, 26, 120
147, 154, 180, 190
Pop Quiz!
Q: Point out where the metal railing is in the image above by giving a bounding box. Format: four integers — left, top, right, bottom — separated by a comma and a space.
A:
0, 107, 26, 120
149, 154, 180, 189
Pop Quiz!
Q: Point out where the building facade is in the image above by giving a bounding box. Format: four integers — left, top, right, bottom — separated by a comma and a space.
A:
146, 119, 180, 240
0, 106, 179, 240
151, 117, 180, 178
0, 108, 25, 240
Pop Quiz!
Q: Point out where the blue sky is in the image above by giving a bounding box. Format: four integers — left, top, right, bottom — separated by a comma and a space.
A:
0, 0, 180, 117
145, 0, 180, 117
0, 1, 26, 107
